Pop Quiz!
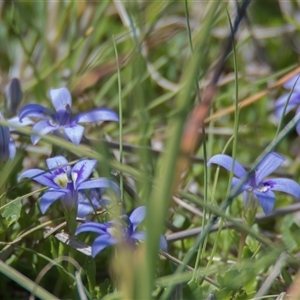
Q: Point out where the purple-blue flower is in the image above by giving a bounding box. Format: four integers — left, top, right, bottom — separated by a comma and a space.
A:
77, 189, 109, 218
75, 206, 168, 257
0, 112, 16, 161
207, 152, 300, 215
275, 74, 300, 134
18, 156, 120, 216
19, 87, 119, 145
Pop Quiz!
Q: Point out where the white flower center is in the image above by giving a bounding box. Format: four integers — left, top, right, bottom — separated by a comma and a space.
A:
71, 172, 78, 183
256, 184, 269, 193
54, 173, 69, 188
107, 227, 118, 237
49, 119, 57, 126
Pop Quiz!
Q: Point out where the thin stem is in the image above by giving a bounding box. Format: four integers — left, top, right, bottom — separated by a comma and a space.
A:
113, 37, 124, 203
202, 135, 235, 281
238, 232, 247, 261
184, 0, 193, 53
191, 128, 208, 282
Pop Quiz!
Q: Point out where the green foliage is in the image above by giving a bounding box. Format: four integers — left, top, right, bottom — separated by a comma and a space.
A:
281, 215, 300, 252
1, 1, 300, 299
1, 198, 21, 229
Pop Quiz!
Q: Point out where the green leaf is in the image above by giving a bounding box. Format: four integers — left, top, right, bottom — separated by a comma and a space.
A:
0, 260, 59, 300
281, 216, 300, 252
1, 199, 21, 227
183, 281, 210, 300
98, 278, 112, 299
245, 225, 260, 254
85, 257, 96, 297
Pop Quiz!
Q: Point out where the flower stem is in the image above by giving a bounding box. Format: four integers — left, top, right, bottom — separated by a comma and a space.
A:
238, 231, 247, 261
238, 193, 258, 260
63, 207, 77, 235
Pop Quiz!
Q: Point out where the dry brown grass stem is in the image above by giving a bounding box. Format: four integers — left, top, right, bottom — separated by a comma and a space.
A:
206, 66, 300, 124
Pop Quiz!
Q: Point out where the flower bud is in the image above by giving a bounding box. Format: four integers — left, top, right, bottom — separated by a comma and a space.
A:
5, 78, 23, 117
0, 112, 15, 160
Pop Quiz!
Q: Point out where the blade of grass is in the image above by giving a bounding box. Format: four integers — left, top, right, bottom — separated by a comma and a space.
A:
113, 37, 124, 203
0, 260, 59, 300
146, 2, 223, 299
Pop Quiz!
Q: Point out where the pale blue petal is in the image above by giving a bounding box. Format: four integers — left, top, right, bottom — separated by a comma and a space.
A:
254, 190, 275, 215
131, 231, 146, 242
231, 177, 250, 197
77, 197, 102, 218
19, 104, 53, 121
283, 74, 300, 92
18, 169, 59, 188
92, 235, 118, 257
131, 231, 168, 251
8, 116, 34, 130
31, 120, 57, 145
49, 88, 72, 112
75, 222, 108, 235
159, 235, 168, 252
78, 189, 107, 209
63, 124, 84, 145
255, 152, 284, 185
9, 139, 16, 159
18, 168, 44, 180
274, 93, 300, 120
266, 178, 300, 199
46, 156, 69, 173
207, 154, 246, 178
296, 108, 300, 135
78, 178, 120, 196
39, 190, 66, 214
129, 206, 146, 231
73, 108, 119, 123
71, 159, 97, 187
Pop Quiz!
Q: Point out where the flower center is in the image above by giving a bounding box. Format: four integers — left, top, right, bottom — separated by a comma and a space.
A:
72, 172, 78, 183
256, 182, 270, 193
49, 118, 57, 127
106, 218, 132, 239
107, 226, 119, 237
54, 173, 69, 188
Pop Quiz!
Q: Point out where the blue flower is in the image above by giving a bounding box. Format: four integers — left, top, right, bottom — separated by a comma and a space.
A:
77, 189, 110, 218
0, 112, 16, 161
274, 74, 300, 134
207, 152, 300, 215
18, 156, 120, 216
75, 206, 168, 257
19, 87, 119, 145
